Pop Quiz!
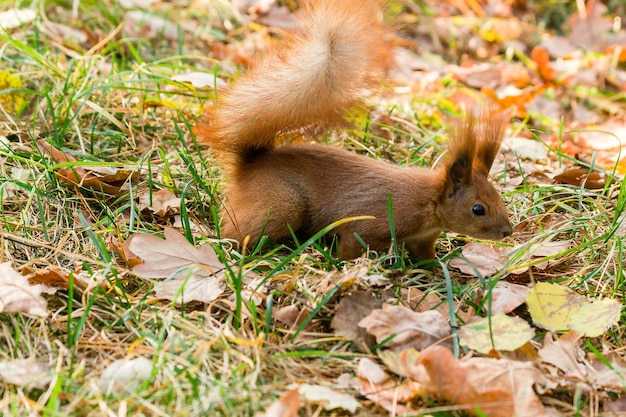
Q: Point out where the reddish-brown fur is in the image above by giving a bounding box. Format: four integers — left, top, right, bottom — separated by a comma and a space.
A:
194, 0, 512, 260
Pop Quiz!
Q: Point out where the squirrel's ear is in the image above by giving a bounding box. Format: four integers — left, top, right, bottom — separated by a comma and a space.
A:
447, 153, 474, 195
474, 109, 508, 175
444, 114, 476, 196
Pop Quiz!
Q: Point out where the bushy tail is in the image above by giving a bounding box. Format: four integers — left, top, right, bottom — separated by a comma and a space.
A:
194, 0, 392, 162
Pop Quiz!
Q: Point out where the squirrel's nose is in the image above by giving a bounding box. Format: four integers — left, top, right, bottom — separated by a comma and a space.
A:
502, 224, 513, 238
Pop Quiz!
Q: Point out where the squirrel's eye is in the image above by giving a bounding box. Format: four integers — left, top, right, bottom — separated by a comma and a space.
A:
472, 204, 485, 216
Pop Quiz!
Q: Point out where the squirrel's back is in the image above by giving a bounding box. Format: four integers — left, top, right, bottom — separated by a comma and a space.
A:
193, 0, 392, 166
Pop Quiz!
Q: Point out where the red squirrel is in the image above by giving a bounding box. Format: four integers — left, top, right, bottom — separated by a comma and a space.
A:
194, 0, 513, 260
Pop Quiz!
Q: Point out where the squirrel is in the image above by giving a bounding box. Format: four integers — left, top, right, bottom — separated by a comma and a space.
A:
193, 0, 513, 260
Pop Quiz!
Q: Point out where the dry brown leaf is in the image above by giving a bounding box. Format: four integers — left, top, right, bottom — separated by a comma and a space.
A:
297, 384, 360, 413
138, 189, 181, 217
592, 358, 626, 392
410, 346, 547, 417
358, 303, 451, 352
153, 275, 224, 305
107, 236, 142, 268
553, 166, 609, 189
450, 240, 572, 276
342, 357, 421, 415
538, 332, 586, 380
402, 287, 447, 315
448, 243, 509, 276
25, 265, 69, 290
0, 358, 51, 389
130, 228, 226, 304
255, 389, 300, 417
272, 304, 310, 329
38, 140, 138, 195
0, 262, 48, 317
485, 281, 530, 314
130, 228, 224, 278
331, 292, 383, 351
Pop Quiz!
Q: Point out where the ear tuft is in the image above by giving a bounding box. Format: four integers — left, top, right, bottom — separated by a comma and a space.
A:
474, 109, 509, 175
444, 115, 477, 195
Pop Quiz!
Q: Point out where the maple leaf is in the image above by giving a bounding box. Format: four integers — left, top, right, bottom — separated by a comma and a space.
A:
129, 228, 226, 304
0, 262, 48, 317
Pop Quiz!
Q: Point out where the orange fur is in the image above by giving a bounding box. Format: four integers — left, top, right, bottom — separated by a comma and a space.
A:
194, 0, 512, 260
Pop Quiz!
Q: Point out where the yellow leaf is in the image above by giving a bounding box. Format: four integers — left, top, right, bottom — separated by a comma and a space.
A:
526, 282, 585, 332
459, 313, 535, 354
569, 299, 622, 337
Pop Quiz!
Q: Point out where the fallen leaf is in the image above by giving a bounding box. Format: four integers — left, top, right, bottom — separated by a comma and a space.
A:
451, 240, 572, 276
138, 189, 181, 217
538, 332, 586, 379
502, 137, 549, 161
97, 357, 153, 394
0, 9, 36, 29
0, 358, 51, 389
527, 282, 620, 336
553, 166, 610, 189
297, 384, 360, 413
130, 228, 226, 304
459, 313, 535, 354
130, 228, 224, 279
38, 141, 138, 195
0, 262, 48, 317
485, 281, 530, 314
413, 346, 547, 417
331, 292, 383, 351
568, 298, 622, 337
172, 72, 221, 88
378, 348, 422, 379
25, 265, 71, 290
344, 357, 420, 414
448, 243, 509, 276
526, 282, 584, 332
592, 358, 626, 391
358, 303, 451, 352
402, 287, 447, 314
153, 274, 224, 305
255, 389, 300, 417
